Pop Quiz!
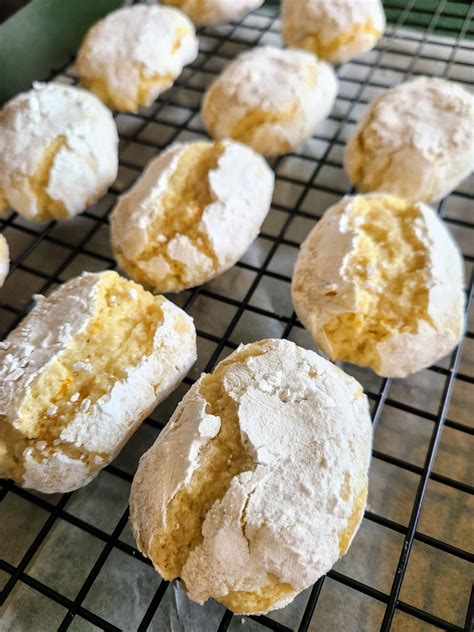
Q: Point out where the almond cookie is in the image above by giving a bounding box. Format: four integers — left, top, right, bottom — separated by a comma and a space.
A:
0, 83, 118, 222
282, 0, 385, 64
110, 139, 274, 292
160, 0, 263, 26
0, 234, 9, 287
130, 338, 372, 615
0, 271, 196, 493
77, 5, 198, 112
201, 46, 338, 156
292, 194, 465, 378
344, 77, 474, 202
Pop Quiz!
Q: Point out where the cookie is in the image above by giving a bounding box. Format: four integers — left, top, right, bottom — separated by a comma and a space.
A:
111, 139, 274, 292
292, 194, 465, 377
0, 270, 196, 493
130, 338, 372, 614
0, 83, 118, 222
201, 46, 338, 156
77, 5, 198, 112
344, 76, 474, 202
282, 0, 385, 63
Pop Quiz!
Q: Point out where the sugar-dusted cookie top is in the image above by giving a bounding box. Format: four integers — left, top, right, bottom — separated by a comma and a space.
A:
282, 0, 385, 63
77, 5, 198, 112
202, 46, 338, 156
111, 139, 274, 292
131, 338, 372, 614
344, 77, 474, 202
0, 83, 118, 221
0, 270, 196, 493
292, 194, 465, 377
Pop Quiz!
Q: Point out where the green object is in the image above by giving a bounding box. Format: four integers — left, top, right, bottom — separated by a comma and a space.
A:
0, 0, 123, 105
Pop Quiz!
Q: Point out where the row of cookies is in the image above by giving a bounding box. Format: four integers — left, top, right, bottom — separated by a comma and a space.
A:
0, 68, 471, 221
0, 0, 471, 228
111, 135, 466, 378
1, 72, 471, 294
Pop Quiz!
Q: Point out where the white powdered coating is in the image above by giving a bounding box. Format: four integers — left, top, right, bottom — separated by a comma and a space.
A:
110, 140, 274, 292
133, 394, 222, 530
291, 194, 465, 378
76, 5, 198, 112
130, 339, 372, 614
1, 275, 101, 413
201, 46, 338, 156
344, 77, 474, 202
0, 271, 197, 493
282, 0, 385, 63
0, 234, 9, 286
21, 449, 91, 493
160, 0, 263, 26
0, 83, 118, 221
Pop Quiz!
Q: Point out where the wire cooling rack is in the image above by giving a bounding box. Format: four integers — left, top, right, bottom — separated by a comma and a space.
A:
1, 1, 473, 631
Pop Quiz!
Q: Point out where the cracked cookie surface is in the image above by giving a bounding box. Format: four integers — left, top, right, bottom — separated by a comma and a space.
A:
0, 270, 196, 493
282, 0, 385, 63
344, 76, 474, 202
130, 338, 372, 615
77, 5, 198, 113
201, 46, 338, 156
0, 83, 118, 222
292, 194, 465, 377
111, 139, 274, 292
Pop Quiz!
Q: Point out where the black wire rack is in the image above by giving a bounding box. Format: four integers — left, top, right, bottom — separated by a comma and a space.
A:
1, 1, 473, 631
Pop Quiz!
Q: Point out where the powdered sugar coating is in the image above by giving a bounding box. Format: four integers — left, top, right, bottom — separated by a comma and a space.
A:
201, 46, 338, 156
282, 0, 385, 63
0, 234, 9, 286
0, 83, 118, 221
130, 338, 372, 613
0, 271, 197, 493
110, 140, 274, 292
292, 194, 465, 377
160, 0, 264, 26
77, 5, 198, 112
344, 77, 474, 202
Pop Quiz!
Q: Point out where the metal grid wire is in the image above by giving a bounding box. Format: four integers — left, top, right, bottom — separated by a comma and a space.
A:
1, 1, 473, 630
